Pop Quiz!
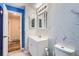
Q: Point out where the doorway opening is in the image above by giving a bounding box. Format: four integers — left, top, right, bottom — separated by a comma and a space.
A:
8, 11, 22, 54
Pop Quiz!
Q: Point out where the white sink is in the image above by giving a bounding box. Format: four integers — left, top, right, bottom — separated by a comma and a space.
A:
54, 44, 75, 54
29, 35, 48, 42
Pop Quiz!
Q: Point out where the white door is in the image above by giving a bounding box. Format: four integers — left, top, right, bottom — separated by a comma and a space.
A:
3, 5, 23, 55
3, 4, 8, 56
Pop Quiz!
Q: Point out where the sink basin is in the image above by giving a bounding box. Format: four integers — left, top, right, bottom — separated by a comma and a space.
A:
29, 35, 48, 42
54, 44, 75, 54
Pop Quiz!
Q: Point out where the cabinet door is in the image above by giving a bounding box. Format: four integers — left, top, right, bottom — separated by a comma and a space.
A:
29, 38, 38, 56
38, 40, 48, 56
0, 6, 3, 56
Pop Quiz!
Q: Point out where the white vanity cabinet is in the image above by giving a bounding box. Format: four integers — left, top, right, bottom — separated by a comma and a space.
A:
29, 36, 48, 56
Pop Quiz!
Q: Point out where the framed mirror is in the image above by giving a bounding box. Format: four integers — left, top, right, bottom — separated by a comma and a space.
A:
31, 18, 35, 27
39, 19, 42, 28
38, 11, 47, 29
29, 16, 36, 29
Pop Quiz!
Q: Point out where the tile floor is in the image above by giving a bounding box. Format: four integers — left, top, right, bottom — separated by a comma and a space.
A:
8, 50, 30, 56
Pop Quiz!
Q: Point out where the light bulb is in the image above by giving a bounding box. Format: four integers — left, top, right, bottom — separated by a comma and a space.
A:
0, 10, 3, 14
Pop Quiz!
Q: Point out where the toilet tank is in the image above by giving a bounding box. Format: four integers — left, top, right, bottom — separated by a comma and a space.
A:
55, 47, 70, 56
54, 44, 75, 56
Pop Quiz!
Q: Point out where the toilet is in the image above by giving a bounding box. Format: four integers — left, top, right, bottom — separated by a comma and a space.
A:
54, 47, 69, 56
54, 44, 75, 56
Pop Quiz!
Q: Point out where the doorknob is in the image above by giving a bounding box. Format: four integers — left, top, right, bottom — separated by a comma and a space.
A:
3, 36, 8, 38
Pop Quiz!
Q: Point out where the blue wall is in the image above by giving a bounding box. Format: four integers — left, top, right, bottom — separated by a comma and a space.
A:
0, 4, 3, 8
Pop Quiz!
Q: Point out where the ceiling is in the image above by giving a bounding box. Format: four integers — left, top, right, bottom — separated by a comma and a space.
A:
6, 3, 43, 9
29, 3, 43, 9
7, 3, 26, 6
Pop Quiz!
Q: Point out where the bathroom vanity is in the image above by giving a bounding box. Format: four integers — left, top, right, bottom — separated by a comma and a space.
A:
29, 36, 48, 56
28, 3, 48, 56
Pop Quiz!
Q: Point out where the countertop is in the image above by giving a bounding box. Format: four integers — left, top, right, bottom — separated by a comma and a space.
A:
29, 35, 48, 42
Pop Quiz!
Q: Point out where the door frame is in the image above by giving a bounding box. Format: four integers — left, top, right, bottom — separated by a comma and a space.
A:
3, 5, 25, 56
8, 10, 22, 51
6, 5, 25, 48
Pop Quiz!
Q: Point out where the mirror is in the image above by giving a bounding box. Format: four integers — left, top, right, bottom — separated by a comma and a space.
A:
29, 16, 36, 29
29, 10, 36, 29
39, 19, 42, 27
38, 11, 47, 29
31, 18, 35, 27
